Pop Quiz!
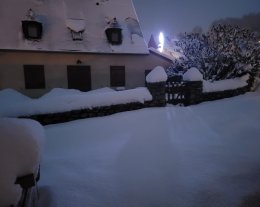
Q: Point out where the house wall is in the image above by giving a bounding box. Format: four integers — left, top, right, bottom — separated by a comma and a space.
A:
0, 51, 171, 97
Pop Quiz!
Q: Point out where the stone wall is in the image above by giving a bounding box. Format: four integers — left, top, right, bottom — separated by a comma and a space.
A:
19, 76, 253, 125
165, 75, 253, 106
146, 82, 166, 106
185, 81, 203, 105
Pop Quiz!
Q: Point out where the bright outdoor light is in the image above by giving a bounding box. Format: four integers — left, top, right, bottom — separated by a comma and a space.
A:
158, 32, 164, 52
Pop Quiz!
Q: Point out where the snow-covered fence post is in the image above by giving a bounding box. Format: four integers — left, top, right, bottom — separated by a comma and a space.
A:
146, 66, 168, 107
185, 81, 203, 105
183, 68, 203, 105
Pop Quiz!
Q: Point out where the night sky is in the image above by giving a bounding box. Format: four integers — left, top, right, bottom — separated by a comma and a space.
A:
133, 0, 260, 40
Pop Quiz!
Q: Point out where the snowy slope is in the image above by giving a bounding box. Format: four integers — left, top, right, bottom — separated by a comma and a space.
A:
37, 90, 260, 207
0, 0, 148, 54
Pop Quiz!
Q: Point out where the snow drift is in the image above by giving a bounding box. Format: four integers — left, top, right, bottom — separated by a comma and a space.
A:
0, 118, 45, 206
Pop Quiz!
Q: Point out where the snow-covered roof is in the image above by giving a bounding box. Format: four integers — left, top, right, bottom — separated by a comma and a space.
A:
149, 48, 175, 62
0, 0, 148, 54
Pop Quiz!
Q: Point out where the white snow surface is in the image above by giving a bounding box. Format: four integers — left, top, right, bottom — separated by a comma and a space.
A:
0, 87, 152, 117
39, 87, 115, 99
203, 74, 250, 92
0, 88, 31, 105
36, 90, 260, 207
183, 67, 203, 81
0, 118, 45, 206
146, 66, 168, 83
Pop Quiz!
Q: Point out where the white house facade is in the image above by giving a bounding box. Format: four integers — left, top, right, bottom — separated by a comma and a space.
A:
0, 0, 172, 97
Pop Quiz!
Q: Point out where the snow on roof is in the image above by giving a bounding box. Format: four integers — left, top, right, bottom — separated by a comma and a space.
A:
146, 66, 168, 83
149, 48, 175, 62
0, 0, 148, 54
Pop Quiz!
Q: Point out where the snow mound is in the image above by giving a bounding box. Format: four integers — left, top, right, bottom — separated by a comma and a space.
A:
85, 87, 115, 95
203, 74, 250, 92
40, 87, 115, 99
0, 118, 45, 206
39, 88, 83, 99
183, 67, 203, 81
146, 66, 168, 83
0, 88, 30, 104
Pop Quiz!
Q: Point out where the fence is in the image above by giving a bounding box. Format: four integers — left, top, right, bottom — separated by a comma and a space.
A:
165, 81, 186, 105
164, 76, 203, 106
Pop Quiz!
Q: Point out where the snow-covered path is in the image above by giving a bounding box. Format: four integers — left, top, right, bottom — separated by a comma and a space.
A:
38, 91, 260, 207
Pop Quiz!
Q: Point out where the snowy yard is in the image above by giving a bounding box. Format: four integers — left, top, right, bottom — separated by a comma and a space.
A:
38, 89, 260, 207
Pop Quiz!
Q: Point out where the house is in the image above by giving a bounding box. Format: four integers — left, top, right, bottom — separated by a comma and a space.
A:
0, 0, 172, 97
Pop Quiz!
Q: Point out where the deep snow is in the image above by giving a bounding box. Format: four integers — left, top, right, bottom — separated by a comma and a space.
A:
0, 118, 45, 206
37, 89, 260, 207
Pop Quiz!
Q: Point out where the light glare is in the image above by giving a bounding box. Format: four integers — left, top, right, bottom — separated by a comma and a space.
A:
158, 32, 164, 52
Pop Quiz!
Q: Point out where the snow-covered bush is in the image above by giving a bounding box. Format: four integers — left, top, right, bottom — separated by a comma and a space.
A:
208, 24, 260, 80
166, 33, 218, 80
166, 24, 260, 82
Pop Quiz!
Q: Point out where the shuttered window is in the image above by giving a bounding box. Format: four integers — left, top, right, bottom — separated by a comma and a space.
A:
110, 66, 125, 87
67, 65, 91, 91
24, 65, 45, 89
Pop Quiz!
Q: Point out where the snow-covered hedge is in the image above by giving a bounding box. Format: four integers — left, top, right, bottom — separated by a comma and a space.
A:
0, 87, 152, 118
0, 118, 45, 206
203, 74, 250, 92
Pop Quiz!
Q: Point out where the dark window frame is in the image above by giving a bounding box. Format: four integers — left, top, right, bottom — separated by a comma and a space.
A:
24, 65, 45, 89
105, 28, 122, 45
22, 20, 43, 40
110, 66, 125, 87
67, 65, 91, 91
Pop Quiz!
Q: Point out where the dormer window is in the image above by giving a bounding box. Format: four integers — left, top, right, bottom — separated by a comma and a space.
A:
105, 18, 122, 45
22, 20, 43, 40
66, 19, 85, 41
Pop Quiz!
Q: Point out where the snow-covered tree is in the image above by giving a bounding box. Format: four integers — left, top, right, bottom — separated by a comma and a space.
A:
166, 32, 218, 80
208, 24, 259, 80
166, 24, 260, 82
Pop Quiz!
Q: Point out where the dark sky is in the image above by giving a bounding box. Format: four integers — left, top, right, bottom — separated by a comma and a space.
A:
132, 0, 260, 41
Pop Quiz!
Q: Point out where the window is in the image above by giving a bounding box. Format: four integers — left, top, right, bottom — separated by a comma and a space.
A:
67, 66, 91, 91
24, 65, 45, 89
105, 28, 122, 45
110, 66, 125, 87
71, 31, 83, 41
22, 21, 43, 40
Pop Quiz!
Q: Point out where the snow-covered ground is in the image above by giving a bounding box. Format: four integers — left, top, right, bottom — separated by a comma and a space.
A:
37, 89, 260, 207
